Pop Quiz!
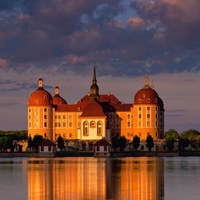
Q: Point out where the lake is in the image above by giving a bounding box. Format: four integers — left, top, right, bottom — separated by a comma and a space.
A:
0, 156, 199, 200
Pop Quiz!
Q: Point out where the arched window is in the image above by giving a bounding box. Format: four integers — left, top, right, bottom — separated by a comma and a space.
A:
90, 121, 95, 128
97, 121, 102, 136
83, 121, 88, 136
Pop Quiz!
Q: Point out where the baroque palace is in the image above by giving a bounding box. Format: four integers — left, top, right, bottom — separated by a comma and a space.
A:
27, 65, 164, 143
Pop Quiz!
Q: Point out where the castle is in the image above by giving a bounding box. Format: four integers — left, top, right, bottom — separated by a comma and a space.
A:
27, 64, 164, 143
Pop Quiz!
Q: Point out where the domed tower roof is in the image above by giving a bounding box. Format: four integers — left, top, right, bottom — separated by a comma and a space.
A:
134, 74, 164, 109
28, 78, 53, 106
52, 85, 67, 105
90, 63, 99, 101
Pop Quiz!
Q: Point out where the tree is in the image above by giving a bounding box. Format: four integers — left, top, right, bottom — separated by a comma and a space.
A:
179, 137, 189, 151
111, 134, 120, 152
28, 136, 33, 152
180, 129, 200, 141
165, 137, 175, 152
32, 135, 44, 152
119, 135, 127, 152
133, 135, 140, 151
164, 129, 179, 140
0, 137, 13, 152
57, 136, 65, 151
146, 135, 154, 152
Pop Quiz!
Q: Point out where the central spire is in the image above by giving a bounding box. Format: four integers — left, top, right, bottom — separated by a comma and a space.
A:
92, 62, 97, 85
90, 62, 99, 101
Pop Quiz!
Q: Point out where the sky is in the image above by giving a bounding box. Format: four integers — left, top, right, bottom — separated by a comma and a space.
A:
0, 0, 200, 133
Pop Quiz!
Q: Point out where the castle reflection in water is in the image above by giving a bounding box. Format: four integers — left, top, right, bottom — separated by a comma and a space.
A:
28, 157, 164, 200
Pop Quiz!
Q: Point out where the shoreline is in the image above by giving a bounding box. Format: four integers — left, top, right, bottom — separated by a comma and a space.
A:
0, 151, 200, 158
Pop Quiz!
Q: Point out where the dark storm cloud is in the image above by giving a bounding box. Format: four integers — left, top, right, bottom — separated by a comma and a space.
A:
1, 0, 200, 76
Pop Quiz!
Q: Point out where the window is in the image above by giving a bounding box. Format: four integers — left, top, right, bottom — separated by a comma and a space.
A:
147, 98, 150, 103
97, 146, 100, 151
29, 115, 31, 120
147, 107, 150, 111
29, 109, 31, 112
63, 133, 66, 138
104, 146, 107, 151
138, 121, 141, 127
138, 98, 142, 103
69, 114, 72, 119
63, 115, 66, 119
48, 146, 51, 152
44, 133, 47, 138
44, 108, 47, 112
55, 122, 57, 127
97, 121, 102, 136
58, 115, 61, 119
35, 122, 39, 128
69, 122, 72, 128
44, 122, 47, 127
44, 115, 47, 119
29, 122, 31, 128
139, 114, 141, 118
69, 133, 72, 137
78, 122, 80, 128
90, 121, 95, 128
63, 122, 66, 127
55, 115, 57, 120
127, 114, 130, 119
139, 132, 141, 137
41, 147, 44, 152
127, 122, 130, 127
147, 121, 150, 127
147, 114, 150, 118
83, 122, 88, 136
139, 107, 141, 111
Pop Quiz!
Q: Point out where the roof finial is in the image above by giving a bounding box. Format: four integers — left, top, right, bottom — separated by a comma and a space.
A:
38, 77, 43, 88
151, 79, 155, 89
55, 83, 59, 95
144, 72, 149, 86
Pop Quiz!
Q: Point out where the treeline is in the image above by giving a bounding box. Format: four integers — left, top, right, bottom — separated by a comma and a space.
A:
0, 130, 28, 140
0, 130, 28, 152
164, 129, 200, 151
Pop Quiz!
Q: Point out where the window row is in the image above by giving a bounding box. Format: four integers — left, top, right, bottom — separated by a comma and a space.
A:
83, 121, 103, 136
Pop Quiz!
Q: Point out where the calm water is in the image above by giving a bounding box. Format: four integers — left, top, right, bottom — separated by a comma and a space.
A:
0, 156, 200, 200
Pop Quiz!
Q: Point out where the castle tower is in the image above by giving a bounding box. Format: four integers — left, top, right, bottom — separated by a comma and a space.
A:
132, 74, 165, 140
28, 78, 53, 140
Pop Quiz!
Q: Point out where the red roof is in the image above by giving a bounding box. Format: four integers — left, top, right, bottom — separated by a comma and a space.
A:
28, 88, 53, 106
80, 99, 106, 117
53, 94, 67, 105
94, 139, 111, 146
38, 139, 56, 147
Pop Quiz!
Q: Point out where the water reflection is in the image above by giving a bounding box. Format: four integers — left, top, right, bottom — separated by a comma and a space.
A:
28, 157, 164, 200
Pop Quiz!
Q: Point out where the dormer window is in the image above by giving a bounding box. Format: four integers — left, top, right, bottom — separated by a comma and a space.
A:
138, 98, 142, 103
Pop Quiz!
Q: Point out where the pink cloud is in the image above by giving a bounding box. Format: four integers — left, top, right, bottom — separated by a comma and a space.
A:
0, 59, 9, 72
127, 17, 145, 29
